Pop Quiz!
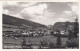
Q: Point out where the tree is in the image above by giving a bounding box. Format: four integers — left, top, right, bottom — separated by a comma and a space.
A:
21, 37, 27, 49
68, 16, 79, 38
73, 16, 79, 38
66, 38, 79, 48
56, 31, 62, 48
66, 15, 79, 48
49, 41, 55, 49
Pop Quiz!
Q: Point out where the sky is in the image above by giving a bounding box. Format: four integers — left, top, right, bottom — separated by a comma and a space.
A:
3, 2, 79, 26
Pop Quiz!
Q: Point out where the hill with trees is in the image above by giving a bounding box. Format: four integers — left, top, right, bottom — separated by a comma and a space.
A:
3, 14, 47, 28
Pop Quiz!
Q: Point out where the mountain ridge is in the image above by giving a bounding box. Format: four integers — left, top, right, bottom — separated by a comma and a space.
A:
3, 14, 47, 28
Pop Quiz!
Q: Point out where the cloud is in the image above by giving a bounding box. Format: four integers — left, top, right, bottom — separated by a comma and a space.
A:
3, 2, 77, 25
3, 2, 22, 15
30, 10, 56, 25
68, 2, 79, 15
71, 3, 79, 15
64, 11, 72, 14
24, 3, 47, 15
57, 18, 69, 22
3, 2, 38, 15
63, 10, 73, 18
3, 9, 9, 14
21, 2, 38, 8
3, 1, 18, 6
19, 3, 57, 25
19, 3, 48, 19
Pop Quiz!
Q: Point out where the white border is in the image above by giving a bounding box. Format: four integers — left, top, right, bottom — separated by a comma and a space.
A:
0, 0, 80, 51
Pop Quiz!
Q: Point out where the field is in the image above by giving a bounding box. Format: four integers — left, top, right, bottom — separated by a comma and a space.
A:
3, 35, 68, 49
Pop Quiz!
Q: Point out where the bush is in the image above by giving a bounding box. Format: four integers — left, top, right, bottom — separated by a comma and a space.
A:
65, 38, 79, 48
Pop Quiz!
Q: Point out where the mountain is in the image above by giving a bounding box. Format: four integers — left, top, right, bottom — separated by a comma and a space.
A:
53, 22, 76, 30
3, 14, 47, 28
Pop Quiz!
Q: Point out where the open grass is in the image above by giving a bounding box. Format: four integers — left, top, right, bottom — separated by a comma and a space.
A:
3, 35, 68, 49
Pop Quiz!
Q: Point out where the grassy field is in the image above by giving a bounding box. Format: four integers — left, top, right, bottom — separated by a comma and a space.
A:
3, 35, 68, 49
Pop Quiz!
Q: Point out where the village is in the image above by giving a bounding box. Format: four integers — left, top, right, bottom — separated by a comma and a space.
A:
3, 14, 79, 49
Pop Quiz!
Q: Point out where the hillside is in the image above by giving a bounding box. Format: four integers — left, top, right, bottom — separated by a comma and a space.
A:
53, 22, 76, 30
3, 14, 47, 28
